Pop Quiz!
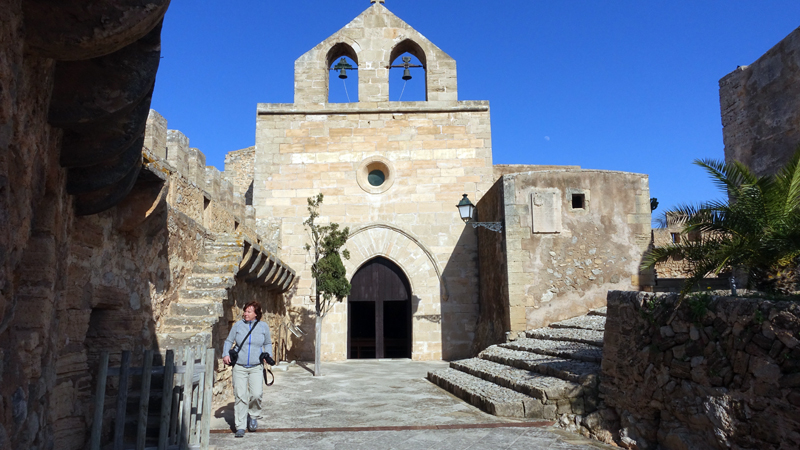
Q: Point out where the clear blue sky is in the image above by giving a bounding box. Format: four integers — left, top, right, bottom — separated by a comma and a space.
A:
151, 1, 800, 218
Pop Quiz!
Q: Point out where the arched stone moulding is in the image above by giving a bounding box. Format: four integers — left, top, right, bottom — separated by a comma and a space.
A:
345, 222, 446, 301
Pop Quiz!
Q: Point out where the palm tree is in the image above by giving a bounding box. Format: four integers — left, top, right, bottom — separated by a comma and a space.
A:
643, 147, 800, 297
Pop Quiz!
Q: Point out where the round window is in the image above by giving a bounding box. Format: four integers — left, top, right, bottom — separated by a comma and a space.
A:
356, 157, 395, 194
368, 170, 385, 187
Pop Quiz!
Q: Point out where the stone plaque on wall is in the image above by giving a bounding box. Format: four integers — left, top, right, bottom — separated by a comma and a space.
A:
531, 189, 561, 233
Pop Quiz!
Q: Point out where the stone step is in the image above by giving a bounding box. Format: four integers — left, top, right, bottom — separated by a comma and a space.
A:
178, 288, 229, 301
587, 307, 607, 317
549, 315, 606, 332
450, 358, 594, 417
205, 238, 242, 247
479, 346, 600, 387
185, 274, 236, 290
197, 251, 241, 264
500, 338, 603, 363
156, 331, 212, 352
526, 327, 604, 347
192, 262, 239, 274
427, 368, 540, 418
161, 315, 219, 329
169, 301, 223, 317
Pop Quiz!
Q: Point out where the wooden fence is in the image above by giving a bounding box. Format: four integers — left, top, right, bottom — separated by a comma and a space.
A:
90, 347, 215, 450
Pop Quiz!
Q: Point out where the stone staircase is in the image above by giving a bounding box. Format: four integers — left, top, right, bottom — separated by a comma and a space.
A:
156, 233, 244, 351
428, 308, 607, 426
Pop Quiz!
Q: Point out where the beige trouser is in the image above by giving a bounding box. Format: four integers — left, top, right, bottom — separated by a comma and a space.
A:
232, 364, 263, 430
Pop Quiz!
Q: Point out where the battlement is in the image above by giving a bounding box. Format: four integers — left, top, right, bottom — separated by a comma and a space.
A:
142, 109, 257, 237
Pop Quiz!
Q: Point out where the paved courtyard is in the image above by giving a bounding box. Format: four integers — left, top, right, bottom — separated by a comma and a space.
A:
209, 360, 613, 449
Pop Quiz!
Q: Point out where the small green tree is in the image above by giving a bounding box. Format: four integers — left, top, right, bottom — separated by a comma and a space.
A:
303, 194, 351, 376
643, 148, 800, 298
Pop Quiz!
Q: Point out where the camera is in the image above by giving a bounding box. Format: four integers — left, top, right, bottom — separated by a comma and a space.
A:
260, 352, 276, 366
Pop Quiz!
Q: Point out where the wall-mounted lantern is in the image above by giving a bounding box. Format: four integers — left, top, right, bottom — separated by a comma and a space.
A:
456, 194, 502, 233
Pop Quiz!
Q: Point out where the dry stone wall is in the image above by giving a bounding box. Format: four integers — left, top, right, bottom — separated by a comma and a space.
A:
602, 290, 800, 449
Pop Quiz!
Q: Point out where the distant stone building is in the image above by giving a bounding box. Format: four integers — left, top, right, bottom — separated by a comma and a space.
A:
244, 1, 652, 362
720, 26, 800, 175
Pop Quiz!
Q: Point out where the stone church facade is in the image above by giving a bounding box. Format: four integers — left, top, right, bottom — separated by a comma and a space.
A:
248, 2, 652, 363
1, 1, 653, 447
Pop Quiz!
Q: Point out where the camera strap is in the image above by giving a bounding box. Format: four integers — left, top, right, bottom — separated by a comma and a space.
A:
263, 365, 274, 386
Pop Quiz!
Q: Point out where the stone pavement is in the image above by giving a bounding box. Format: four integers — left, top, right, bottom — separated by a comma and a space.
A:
209, 360, 614, 449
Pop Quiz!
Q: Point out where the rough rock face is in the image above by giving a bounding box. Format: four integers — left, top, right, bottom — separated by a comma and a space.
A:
602, 290, 800, 449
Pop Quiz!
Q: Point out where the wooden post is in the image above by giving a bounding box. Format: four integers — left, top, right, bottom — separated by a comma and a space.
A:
136, 350, 154, 450
158, 349, 174, 450
113, 351, 131, 450
170, 348, 187, 445
180, 348, 195, 450
189, 352, 200, 447
200, 348, 214, 450
90, 351, 110, 450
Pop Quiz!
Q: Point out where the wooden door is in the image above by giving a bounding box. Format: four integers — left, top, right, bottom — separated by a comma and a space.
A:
348, 257, 411, 359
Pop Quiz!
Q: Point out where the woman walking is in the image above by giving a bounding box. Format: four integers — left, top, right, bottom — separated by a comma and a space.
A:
222, 301, 273, 437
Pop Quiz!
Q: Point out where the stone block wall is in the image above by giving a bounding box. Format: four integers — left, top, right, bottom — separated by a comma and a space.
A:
497, 169, 652, 332
720, 26, 800, 177
224, 146, 256, 204
602, 291, 800, 449
254, 102, 494, 361
473, 180, 511, 349
2, 3, 70, 447
652, 226, 695, 279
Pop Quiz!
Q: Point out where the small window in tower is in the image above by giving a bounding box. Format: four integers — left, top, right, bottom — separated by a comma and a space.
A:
571, 193, 585, 210
671, 233, 680, 244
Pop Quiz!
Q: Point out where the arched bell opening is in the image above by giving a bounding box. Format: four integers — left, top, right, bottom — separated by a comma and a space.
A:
389, 39, 427, 101
326, 42, 359, 103
348, 256, 412, 359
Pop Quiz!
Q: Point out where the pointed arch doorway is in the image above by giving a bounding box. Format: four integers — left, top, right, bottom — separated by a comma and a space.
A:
348, 257, 412, 359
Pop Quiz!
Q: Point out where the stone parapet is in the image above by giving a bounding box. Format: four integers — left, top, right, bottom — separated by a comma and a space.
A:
602, 290, 800, 449
257, 100, 489, 115
143, 110, 265, 241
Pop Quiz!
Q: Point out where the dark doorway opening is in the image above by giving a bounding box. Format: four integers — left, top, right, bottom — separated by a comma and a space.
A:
348, 257, 412, 359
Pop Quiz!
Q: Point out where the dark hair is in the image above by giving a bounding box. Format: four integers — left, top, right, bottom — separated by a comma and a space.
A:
243, 301, 263, 321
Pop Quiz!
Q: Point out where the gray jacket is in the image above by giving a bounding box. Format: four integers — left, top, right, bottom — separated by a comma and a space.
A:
223, 319, 273, 367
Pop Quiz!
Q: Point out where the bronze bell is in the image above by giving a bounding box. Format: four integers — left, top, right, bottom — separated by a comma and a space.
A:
402, 68, 412, 81
338, 67, 348, 79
